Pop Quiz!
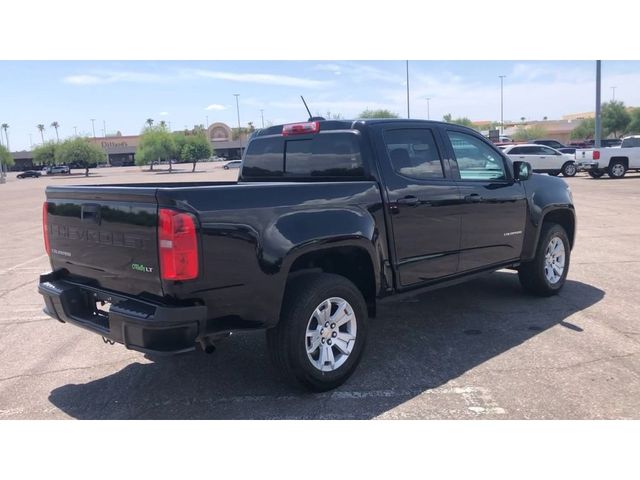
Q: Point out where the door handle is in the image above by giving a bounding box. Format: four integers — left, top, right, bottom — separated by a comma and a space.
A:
397, 195, 419, 206
464, 193, 483, 203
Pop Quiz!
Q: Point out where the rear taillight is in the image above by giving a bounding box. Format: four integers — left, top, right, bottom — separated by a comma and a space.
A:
43, 202, 50, 255
158, 208, 199, 281
593, 150, 600, 160
282, 121, 320, 136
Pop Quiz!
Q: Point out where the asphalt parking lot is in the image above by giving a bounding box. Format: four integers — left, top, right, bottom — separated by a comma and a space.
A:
0, 164, 638, 419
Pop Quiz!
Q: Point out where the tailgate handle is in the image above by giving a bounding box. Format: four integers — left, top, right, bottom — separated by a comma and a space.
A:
81, 204, 101, 224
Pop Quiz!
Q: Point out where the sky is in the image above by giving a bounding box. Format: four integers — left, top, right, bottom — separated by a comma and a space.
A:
1, 60, 640, 151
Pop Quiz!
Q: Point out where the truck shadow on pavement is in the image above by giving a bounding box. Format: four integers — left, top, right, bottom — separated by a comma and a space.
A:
48, 271, 604, 419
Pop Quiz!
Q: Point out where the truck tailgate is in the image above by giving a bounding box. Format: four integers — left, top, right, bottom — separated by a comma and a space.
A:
44, 186, 163, 297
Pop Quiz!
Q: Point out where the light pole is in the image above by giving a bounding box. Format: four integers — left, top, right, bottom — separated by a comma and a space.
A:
73, 126, 77, 136
29, 134, 33, 149
595, 61, 602, 148
260, 109, 265, 128
405, 60, 410, 119
90, 119, 96, 138
426, 97, 431, 120
0, 125, 7, 183
206, 115, 209, 130
233, 94, 241, 132
611, 86, 617, 101
103, 120, 107, 137
499, 75, 506, 134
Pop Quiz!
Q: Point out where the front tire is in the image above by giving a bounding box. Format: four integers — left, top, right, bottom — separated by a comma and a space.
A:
266, 273, 368, 392
608, 160, 626, 179
548, 171, 560, 176
561, 162, 577, 177
588, 170, 604, 179
518, 223, 570, 296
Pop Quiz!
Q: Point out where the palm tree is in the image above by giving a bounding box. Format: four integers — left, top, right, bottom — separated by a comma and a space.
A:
520, 117, 526, 123
159, 120, 167, 129
1, 123, 9, 151
543, 116, 548, 121
50, 121, 60, 142
145, 118, 154, 128
37, 124, 46, 144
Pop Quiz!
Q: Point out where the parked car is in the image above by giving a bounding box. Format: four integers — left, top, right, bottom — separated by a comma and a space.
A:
576, 135, 640, 178
42, 165, 71, 175
39, 119, 576, 391
531, 139, 567, 150
529, 139, 566, 150
223, 160, 242, 170
557, 147, 577, 156
17, 170, 42, 179
502, 143, 577, 177
585, 138, 623, 148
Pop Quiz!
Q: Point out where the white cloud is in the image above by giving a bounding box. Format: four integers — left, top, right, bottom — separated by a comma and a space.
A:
63, 71, 166, 85
63, 68, 331, 89
190, 69, 331, 89
159, 111, 169, 116
205, 104, 227, 111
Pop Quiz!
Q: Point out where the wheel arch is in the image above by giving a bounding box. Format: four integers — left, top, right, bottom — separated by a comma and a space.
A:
521, 206, 576, 262
609, 156, 629, 169
285, 244, 379, 318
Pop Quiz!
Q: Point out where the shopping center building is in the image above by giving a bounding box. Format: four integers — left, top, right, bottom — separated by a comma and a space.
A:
8, 122, 247, 171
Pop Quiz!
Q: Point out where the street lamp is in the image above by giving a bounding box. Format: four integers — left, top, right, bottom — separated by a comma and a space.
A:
260, 109, 265, 128
233, 94, 241, 132
611, 86, 617, 101
426, 97, 431, 120
90, 119, 96, 138
498, 75, 506, 135
405, 60, 410, 119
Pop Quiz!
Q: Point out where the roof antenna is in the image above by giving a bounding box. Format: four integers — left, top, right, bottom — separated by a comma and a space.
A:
301, 95, 325, 121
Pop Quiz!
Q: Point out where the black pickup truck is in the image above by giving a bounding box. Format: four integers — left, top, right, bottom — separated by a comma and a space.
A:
39, 119, 576, 391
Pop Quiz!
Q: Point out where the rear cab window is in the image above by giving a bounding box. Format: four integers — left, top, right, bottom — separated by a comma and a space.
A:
241, 131, 365, 180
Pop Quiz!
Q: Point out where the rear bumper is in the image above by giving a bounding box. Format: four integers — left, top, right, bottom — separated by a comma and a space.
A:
577, 161, 599, 171
38, 270, 207, 355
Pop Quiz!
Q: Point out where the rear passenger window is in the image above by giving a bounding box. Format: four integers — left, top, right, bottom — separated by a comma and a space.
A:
383, 129, 444, 179
242, 137, 284, 177
285, 132, 364, 177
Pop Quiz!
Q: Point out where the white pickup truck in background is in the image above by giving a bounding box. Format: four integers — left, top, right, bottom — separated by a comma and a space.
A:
576, 135, 640, 178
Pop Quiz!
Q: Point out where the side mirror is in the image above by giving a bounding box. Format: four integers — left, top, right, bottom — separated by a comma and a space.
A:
513, 161, 531, 181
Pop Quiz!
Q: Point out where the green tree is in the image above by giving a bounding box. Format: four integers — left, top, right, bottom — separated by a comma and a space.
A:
32, 141, 57, 166
625, 108, 640, 135
145, 118, 154, 128
442, 114, 475, 128
55, 137, 106, 177
50, 121, 60, 142
37, 124, 46, 144
602, 100, 631, 138
179, 133, 212, 172
358, 109, 399, 119
136, 126, 176, 172
512, 124, 549, 142
0, 144, 14, 172
1, 123, 9, 151
570, 118, 595, 140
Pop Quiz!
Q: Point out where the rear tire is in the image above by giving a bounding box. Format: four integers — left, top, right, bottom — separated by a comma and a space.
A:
548, 171, 560, 176
607, 160, 626, 179
266, 273, 368, 392
561, 162, 577, 177
588, 170, 604, 179
518, 223, 570, 296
